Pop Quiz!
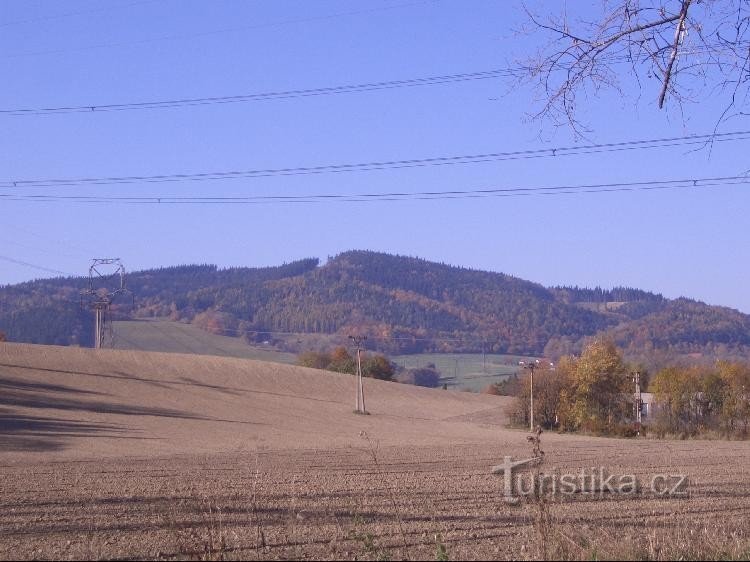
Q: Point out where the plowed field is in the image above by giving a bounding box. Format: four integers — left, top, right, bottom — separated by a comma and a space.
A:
2, 343, 750, 560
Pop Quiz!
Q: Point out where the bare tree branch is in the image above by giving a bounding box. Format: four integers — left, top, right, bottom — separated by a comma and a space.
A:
516, 0, 750, 134
658, 0, 692, 108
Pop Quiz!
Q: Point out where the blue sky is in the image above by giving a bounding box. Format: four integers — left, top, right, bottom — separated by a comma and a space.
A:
1, 0, 749, 313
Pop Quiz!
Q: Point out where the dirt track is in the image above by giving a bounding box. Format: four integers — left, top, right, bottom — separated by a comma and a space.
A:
2, 343, 750, 560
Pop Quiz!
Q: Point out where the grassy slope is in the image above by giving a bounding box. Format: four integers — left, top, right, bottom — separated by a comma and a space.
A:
113, 320, 524, 391
393, 352, 525, 391
112, 319, 297, 364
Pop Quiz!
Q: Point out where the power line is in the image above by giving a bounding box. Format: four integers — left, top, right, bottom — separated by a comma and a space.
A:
1, 130, 748, 189
0, 0, 160, 28
1, 174, 747, 205
0, 254, 75, 277
3, 42, 745, 116
0, 237, 84, 260
2, 0, 435, 59
2, 223, 94, 257
0, 68, 518, 116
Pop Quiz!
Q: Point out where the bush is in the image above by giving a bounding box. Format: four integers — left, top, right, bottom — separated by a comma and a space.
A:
297, 347, 395, 381
483, 384, 501, 395
397, 365, 441, 388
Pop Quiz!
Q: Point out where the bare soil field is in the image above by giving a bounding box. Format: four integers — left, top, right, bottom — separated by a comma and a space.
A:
2, 342, 750, 560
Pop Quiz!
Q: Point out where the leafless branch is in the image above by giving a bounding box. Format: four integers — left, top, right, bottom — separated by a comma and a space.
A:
516, 0, 750, 134
658, 0, 693, 108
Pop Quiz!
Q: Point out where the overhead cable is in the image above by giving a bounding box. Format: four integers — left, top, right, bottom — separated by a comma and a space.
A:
2, 130, 748, 189
1, 175, 746, 204
2, 43, 745, 115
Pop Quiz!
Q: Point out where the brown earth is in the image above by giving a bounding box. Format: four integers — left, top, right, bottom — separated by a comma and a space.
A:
2, 342, 750, 560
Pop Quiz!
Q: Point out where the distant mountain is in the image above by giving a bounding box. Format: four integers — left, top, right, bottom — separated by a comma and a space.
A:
1, 250, 749, 362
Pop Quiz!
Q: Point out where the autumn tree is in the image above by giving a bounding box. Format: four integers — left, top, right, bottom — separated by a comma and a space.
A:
487, 373, 522, 396
191, 310, 237, 335
362, 354, 396, 381
296, 347, 395, 382
650, 366, 705, 435
649, 361, 750, 436
717, 360, 750, 435
297, 350, 331, 370
518, 0, 750, 132
557, 339, 631, 432
328, 346, 356, 374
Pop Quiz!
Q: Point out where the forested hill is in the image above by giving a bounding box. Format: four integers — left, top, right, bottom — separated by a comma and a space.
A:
1, 250, 749, 359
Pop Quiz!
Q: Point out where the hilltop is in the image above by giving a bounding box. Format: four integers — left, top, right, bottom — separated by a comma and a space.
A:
1, 250, 749, 362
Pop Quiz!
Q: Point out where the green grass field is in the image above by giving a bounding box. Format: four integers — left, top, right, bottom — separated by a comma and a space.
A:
393, 352, 529, 392
112, 320, 298, 364
112, 320, 530, 391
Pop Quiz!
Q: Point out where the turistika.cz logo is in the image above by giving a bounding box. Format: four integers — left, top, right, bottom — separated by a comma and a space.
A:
492, 456, 689, 504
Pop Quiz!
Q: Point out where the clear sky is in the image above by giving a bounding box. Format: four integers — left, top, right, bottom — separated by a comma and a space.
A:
1, 0, 749, 313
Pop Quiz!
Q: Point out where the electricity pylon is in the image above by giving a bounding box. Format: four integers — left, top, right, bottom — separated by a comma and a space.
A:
80, 258, 131, 349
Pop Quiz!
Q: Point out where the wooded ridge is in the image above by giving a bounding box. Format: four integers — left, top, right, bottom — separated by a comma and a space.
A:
1, 250, 748, 361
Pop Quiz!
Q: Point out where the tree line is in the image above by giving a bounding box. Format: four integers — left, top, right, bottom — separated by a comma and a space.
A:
650, 361, 750, 438
297, 347, 442, 388
508, 339, 750, 439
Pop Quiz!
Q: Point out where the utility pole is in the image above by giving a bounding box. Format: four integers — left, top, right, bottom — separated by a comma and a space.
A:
349, 335, 367, 414
520, 360, 539, 432
482, 341, 487, 374
633, 371, 642, 434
